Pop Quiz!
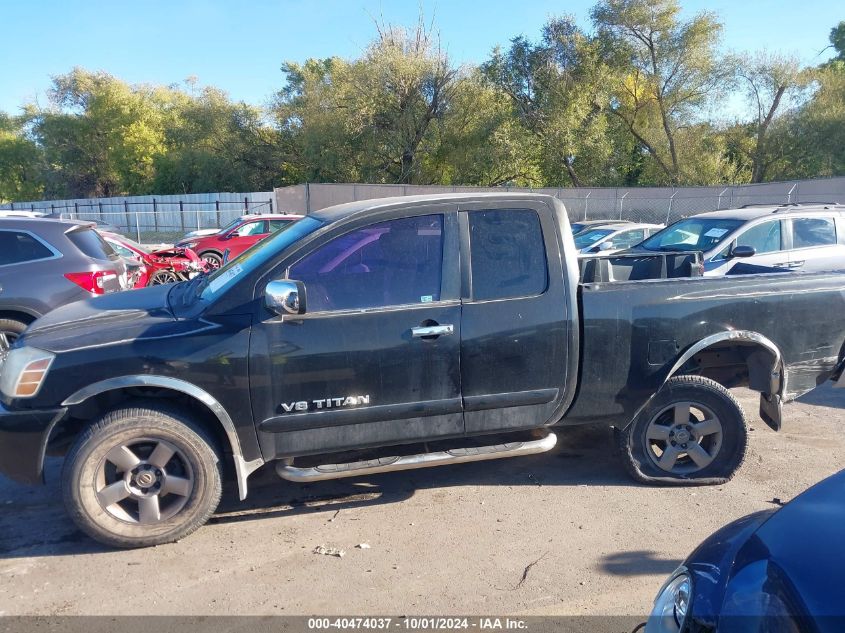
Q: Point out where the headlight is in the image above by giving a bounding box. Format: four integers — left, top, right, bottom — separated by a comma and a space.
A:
179, 241, 198, 249
0, 346, 56, 398
646, 569, 691, 633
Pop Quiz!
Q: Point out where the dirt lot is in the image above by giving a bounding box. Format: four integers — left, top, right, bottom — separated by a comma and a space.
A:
1, 385, 844, 617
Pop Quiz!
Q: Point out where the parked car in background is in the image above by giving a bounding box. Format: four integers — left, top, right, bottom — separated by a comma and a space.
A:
175, 213, 301, 269
573, 222, 664, 254
570, 219, 631, 235
645, 468, 845, 633
0, 218, 127, 346
100, 231, 208, 287
628, 203, 845, 276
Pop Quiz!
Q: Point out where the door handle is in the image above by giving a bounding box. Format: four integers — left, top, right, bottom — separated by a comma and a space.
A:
789, 261, 805, 268
412, 324, 454, 338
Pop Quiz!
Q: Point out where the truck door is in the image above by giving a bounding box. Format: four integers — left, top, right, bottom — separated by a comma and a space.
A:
458, 203, 573, 434
251, 210, 463, 457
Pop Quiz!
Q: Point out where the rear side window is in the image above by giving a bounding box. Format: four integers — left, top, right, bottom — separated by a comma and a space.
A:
792, 217, 836, 248
268, 219, 295, 232
0, 231, 55, 266
67, 229, 115, 260
468, 209, 548, 301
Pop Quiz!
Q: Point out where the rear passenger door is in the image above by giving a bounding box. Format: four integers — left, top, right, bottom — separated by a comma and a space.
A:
458, 203, 572, 434
787, 216, 845, 272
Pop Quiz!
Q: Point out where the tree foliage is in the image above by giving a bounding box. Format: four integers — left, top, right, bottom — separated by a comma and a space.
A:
1, 5, 845, 204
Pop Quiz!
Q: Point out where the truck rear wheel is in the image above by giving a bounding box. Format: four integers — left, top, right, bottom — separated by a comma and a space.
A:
619, 375, 747, 485
62, 401, 222, 548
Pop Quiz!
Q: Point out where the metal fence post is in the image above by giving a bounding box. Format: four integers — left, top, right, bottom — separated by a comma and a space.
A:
124, 200, 131, 234
619, 192, 628, 220
215, 200, 221, 228
74, 202, 78, 219
268, 198, 273, 213
666, 191, 677, 224
717, 187, 728, 210
244, 196, 249, 214
584, 191, 590, 220
787, 183, 797, 204
153, 198, 160, 233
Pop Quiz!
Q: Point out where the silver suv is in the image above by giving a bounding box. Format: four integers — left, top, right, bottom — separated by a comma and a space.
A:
631, 203, 845, 276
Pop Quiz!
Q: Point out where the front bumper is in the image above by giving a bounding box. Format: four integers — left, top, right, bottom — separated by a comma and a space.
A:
0, 402, 67, 484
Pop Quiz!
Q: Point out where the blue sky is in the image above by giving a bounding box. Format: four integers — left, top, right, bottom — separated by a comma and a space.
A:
0, 0, 839, 115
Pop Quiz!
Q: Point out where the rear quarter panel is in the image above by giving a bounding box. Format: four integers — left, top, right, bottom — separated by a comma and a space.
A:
562, 271, 845, 426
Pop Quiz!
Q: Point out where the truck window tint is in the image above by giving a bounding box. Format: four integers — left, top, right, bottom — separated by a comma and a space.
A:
737, 221, 782, 253
289, 215, 444, 312
0, 231, 54, 266
67, 229, 115, 260
792, 217, 836, 248
469, 209, 548, 301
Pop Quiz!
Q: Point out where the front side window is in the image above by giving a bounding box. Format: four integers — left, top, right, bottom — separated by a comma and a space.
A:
736, 221, 782, 254
791, 217, 836, 248
289, 215, 444, 312
0, 231, 55, 266
468, 209, 548, 301
234, 220, 267, 237
609, 229, 646, 249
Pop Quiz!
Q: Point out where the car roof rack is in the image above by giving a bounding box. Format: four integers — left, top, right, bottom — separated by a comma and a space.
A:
738, 202, 844, 213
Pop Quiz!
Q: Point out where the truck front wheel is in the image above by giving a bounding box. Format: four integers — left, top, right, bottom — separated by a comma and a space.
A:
62, 401, 222, 548
619, 375, 748, 485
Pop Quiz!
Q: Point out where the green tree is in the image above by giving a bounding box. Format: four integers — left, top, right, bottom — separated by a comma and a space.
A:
0, 113, 45, 202
482, 17, 616, 187
592, 0, 730, 184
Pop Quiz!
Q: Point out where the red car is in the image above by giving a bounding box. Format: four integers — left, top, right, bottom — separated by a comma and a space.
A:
99, 232, 209, 287
174, 214, 301, 269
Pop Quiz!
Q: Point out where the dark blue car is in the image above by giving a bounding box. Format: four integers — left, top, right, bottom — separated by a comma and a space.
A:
645, 469, 845, 632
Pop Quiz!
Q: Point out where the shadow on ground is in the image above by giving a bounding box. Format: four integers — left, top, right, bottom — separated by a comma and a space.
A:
599, 550, 683, 577
795, 382, 845, 409
0, 424, 632, 558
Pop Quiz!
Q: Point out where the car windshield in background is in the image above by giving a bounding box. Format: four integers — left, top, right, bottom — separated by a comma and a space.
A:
199, 216, 323, 301
640, 218, 745, 252
574, 229, 614, 249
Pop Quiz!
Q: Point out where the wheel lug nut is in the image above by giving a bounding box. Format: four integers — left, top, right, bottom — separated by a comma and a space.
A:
670, 441, 676, 446
154, 482, 161, 489
155, 470, 162, 477
681, 443, 688, 449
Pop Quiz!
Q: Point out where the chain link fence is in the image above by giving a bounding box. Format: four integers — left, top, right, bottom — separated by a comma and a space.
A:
276, 178, 845, 227
0, 192, 275, 244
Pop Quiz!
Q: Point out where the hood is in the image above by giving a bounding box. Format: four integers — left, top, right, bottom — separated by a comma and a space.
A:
19, 284, 178, 353
730, 469, 845, 617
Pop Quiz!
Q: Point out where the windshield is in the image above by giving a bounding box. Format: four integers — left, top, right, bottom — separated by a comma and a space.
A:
574, 229, 614, 249
197, 216, 323, 302
217, 217, 243, 234
639, 218, 744, 252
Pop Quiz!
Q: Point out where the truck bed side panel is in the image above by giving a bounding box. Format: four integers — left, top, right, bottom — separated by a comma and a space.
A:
562, 272, 845, 426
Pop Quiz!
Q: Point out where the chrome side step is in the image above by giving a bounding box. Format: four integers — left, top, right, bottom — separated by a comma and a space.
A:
275, 433, 557, 482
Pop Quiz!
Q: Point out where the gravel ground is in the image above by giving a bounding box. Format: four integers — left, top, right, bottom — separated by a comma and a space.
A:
1, 385, 843, 617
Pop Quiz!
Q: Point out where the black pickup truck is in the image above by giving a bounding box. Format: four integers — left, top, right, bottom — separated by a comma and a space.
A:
1, 193, 844, 548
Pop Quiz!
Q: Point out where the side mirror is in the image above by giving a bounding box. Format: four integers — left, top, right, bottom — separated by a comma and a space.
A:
598, 241, 614, 252
731, 244, 756, 258
265, 279, 306, 316
220, 232, 233, 241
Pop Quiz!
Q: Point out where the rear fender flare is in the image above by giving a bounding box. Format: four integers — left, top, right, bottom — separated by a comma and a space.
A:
622, 330, 785, 432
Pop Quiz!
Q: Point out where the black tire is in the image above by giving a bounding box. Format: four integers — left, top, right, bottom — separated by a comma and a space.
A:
62, 401, 222, 548
200, 251, 223, 270
0, 317, 28, 350
619, 375, 747, 485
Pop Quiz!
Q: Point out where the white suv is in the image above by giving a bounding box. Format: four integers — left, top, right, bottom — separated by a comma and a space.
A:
631, 203, 845, 276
